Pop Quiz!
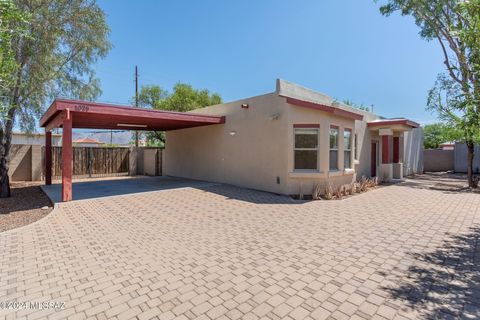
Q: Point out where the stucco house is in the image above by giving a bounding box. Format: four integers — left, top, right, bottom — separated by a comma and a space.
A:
164, 79, 423, 196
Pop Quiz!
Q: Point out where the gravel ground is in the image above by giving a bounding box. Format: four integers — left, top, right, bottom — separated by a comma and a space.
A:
0, 181, 53, 232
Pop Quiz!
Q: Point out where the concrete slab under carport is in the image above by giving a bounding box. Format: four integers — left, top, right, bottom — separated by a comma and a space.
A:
41, 175, 219, 203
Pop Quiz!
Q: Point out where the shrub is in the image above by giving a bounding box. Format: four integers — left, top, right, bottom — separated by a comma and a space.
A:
359, 176, 369, 192
334, 185, 344, 199
347, 183, 354, 195
323, 183, 333, 200
312, 184, 322, 200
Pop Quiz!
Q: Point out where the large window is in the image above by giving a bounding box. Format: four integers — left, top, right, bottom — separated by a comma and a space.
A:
294, 128, 318, 170
344, 129, 352, 169
329, 126, 339, 170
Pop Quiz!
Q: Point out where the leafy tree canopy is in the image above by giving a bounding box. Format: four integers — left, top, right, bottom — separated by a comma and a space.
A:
138, 83, 222, 112
423, 122, 462, 149
0, 0, 111, 198
0, 0, 29, 120
136, 83, 222, 147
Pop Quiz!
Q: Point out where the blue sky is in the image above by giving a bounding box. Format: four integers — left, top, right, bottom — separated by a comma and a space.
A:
94, 0, 445, 124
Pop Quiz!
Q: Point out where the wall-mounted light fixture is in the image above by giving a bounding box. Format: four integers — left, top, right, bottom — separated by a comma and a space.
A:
270, 113, 281, 120
241, 103, 249, 109
229, 131, 236, 136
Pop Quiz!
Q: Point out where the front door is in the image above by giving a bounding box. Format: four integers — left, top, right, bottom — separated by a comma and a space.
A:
371, 142, 377, 177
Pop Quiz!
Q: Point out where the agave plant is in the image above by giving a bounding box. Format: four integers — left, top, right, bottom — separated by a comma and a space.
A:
334, 185, 344, 199
347, 183, 354, 195
323, 183, 333, 200
312, 184, 322, 200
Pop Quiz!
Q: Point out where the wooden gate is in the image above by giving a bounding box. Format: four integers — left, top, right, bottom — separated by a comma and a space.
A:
46, 147, 130, 179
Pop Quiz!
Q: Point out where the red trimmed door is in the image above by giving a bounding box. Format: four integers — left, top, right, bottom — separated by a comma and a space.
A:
371, 142, 377, 177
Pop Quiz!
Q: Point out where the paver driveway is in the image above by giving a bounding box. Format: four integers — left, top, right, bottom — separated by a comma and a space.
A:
1, 178, 479, 320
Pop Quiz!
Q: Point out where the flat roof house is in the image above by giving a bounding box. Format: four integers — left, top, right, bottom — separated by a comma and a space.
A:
40, 79, 423, 201
163, 79, 423, 196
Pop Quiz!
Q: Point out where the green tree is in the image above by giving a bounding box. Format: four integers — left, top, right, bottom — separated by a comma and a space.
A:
377, 0, 480, 188
136, 83, 222, 147
0, 0, 111, 198
0, 0, 29, 119
423, 122, 461, 149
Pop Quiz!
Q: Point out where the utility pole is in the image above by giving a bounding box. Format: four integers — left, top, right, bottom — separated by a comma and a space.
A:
135, 65, 139, 147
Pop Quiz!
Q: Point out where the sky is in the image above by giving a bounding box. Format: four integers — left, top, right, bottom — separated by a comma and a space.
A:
94, 0, 445, 125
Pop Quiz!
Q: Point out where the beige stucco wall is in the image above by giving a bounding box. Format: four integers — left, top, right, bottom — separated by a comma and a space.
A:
164, 93, 376, 195
284, 104, 357, 195
164, 93, 290, 194
163, 80, 424, 196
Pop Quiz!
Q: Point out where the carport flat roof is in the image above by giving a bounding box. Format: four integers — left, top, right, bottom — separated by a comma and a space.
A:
40, 98, 225, 131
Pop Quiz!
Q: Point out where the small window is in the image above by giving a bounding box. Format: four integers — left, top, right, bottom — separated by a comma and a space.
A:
354, 134, 358, 160
329, 126, 339, 171
344, 129, 352, 169
294, 128, 318, 170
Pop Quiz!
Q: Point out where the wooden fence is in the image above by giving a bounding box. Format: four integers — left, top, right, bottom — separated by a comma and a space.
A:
45, 146, 130, 179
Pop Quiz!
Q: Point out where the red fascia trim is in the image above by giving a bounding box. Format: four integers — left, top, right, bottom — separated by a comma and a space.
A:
332, 108, 363, 121
285, 97, 334, 113
293, 124, 320, 128
283, 96, 364, 121
368, 119, 419, 128
40, 99, 225, 127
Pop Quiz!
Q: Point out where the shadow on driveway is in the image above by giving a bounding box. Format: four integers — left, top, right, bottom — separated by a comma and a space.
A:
383, 226, 480, 319
41, 176, 220, 203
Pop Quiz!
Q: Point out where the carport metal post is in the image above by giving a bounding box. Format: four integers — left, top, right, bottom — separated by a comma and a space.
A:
62, 109, 73, 202
45, 130, 52, 185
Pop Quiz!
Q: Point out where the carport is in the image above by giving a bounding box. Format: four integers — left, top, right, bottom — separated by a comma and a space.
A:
39, 99, 225, 202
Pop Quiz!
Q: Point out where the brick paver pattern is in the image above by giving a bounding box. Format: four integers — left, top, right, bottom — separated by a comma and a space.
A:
0, 181, 479, 319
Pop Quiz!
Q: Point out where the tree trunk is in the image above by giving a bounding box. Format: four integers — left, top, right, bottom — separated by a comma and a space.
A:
0, 157, 10, 198
466, 140, 475, 188
0, 100, 17, 198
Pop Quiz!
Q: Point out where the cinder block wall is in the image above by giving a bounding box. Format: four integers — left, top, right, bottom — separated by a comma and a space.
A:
424, 149, 454, 172
454, 143, 480, 173
9, 144, 39, 181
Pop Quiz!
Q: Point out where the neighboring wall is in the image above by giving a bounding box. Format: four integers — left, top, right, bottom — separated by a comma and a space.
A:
454, 143, 480, 173
9, 145, 43, 181
10, 145, 162, 181
164, 93, 290, 195
424, 149, 453, 172
12, 132, 61, 146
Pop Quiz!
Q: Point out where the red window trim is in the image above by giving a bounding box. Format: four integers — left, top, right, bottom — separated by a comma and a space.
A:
330, 125, 339, 129
344, 127, 352, 132
293, 124, 320, 128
